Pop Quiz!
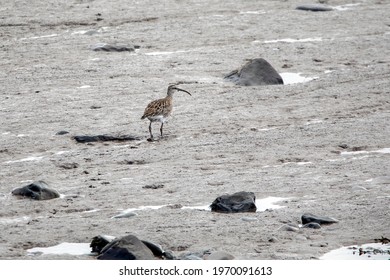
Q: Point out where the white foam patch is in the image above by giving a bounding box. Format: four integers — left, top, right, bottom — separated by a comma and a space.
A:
280, 72, 319, 84
27, 242, 92, 256
4, 156, 44, 164
320, 243, 390, 260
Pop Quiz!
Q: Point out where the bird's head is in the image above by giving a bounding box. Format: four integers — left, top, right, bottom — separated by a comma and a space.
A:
167, 84, 192, 97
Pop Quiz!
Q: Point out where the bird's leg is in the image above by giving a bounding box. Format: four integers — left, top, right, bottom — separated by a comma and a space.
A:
160, 122, 164, 137
149, 122, 153, 139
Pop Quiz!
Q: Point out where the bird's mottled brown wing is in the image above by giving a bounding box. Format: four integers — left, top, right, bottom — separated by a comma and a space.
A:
141, 97, 172, 119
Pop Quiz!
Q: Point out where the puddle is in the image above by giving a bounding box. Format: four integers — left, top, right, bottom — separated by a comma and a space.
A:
4, 156, 44, 164
305, 119, 323, 125
20, 34, 58, 40
255, 197, 288, 211
182, 205, 211, 211
340, 148, 390, 156
54, 151, 70, 155
263, 161, 312, 168
82, 209, 101, 213
71, 27, 108, 36
320, 243, 390, 260
333, 3, 361, 11
0, 216, 30, 225
280, 73, 319, 85
112, 205, 167, 218
27, 242, 92, 256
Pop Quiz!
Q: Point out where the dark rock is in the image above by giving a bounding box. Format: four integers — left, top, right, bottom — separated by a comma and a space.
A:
224, 58, 283, 86
91, 43, 140, 52
338, 143, 349, 149
143, 184, 164, 189
296, 4, 333, 12
91, 235, 169, 258
141, 240, 165, 258
58, 162, 79, 169
11, 181, 60, 200
210, 191, 257, 213
280, 224, 300, 232
268, 237, 279, 243
90, 235, 116, 254
302, 222, 322, 229
121, 159, 147, 165
97, 235, 155, 260
162, 250, 176, 260
56, 130, 69, 135
301, 213, 338, 225
73, 134, 141, 143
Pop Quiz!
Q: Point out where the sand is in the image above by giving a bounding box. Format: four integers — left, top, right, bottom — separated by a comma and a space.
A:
0, 0, 389, 260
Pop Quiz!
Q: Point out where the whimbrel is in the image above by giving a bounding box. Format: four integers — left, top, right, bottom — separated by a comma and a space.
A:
141, 84, 191, 140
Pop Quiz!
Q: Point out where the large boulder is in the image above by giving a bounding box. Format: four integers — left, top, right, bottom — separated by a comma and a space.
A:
224, 58, 283, 86
97, 235, 156, 260
11, 181, 60, 200
92, 234, 174, 259
210, 191, 257, 213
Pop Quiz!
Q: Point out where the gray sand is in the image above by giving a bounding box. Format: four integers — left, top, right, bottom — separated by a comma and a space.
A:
1, 0, 389, 259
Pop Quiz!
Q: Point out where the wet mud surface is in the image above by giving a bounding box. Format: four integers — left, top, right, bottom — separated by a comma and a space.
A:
1, 0, 389, 259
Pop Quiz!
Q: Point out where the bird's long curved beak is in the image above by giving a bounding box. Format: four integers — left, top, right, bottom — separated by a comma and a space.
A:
176, 88, 192, 96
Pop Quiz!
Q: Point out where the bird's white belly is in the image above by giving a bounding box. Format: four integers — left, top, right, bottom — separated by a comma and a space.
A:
148, 115, 166, 123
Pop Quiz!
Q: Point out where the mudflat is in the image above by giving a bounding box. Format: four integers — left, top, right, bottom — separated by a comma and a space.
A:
1, 0, 389, 259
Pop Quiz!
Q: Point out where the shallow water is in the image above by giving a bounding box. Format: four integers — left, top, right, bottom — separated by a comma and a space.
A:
340, 148, 390, 156
112, 196, 289, 217
280, 73, 319, 85
27, 242, 92, 256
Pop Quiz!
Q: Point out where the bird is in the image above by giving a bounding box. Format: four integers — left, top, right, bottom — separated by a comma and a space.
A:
141, 84, 192, 140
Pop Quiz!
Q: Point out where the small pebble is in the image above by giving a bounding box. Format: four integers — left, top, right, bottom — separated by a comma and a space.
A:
279, 224, 300, 232
302, 222, 322, 229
